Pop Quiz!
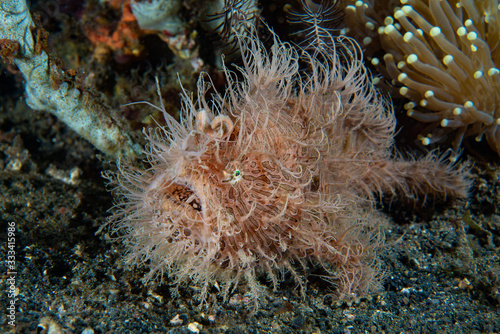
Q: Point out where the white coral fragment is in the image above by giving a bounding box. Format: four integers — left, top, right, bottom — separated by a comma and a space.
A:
131, 0, 184, 35
0, 0, 141, 159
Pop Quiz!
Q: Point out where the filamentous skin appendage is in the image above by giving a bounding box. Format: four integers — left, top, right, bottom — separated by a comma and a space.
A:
103, 32, 470, 308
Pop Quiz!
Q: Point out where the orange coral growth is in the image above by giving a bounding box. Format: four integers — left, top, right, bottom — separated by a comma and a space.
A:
82, 0, 144, 62
0, 39, 20, 65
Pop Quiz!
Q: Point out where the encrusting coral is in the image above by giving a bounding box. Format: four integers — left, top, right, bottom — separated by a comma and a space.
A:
343, 0, 500, 155
103, 31, 470, 308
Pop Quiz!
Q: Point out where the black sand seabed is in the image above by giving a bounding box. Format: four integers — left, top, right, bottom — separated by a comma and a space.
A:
0, 75, 499, 334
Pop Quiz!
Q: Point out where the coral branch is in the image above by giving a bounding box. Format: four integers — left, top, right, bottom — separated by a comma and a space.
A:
0, 0, 141, 159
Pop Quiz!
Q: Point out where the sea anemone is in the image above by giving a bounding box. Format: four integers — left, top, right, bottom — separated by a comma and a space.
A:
342, 0, 402, 52
344, 0, 500, 155
103, 31, 469, 308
